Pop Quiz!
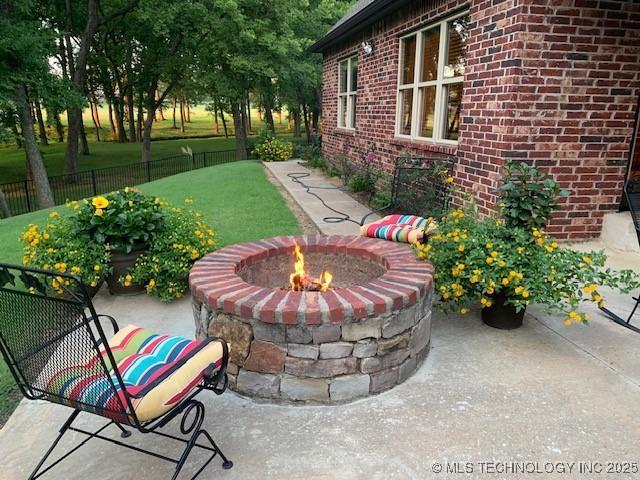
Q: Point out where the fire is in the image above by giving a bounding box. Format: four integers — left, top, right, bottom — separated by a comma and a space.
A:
289, 244, 333, 292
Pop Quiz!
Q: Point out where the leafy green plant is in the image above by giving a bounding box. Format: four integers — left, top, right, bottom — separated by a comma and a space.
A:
21, 212, 111, 293
254, 137, 293, 162
70, 188, 165, 253
414, 209, 639, 324
20, 191, 217, 302
124, 203, 216, 302
498, 161, 570, 229
349, 171, 377, 193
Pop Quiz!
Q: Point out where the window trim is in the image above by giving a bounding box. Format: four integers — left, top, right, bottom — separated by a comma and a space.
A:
395, 10, 468, 145
338, 55, 358, 130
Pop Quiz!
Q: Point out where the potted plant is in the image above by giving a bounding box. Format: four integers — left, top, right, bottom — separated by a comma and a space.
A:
71, 188, 165, 294
21, 192, 217, 301
414, 162, 639, 329
21, 212, 111, 297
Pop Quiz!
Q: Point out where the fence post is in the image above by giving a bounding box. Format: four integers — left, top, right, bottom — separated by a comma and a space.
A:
91, 169, 98, 196
24, 180, 32, 213
146, 161, 151, 183
192, 153, 196, 170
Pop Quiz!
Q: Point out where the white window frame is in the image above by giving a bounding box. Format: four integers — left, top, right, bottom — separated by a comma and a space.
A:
338, 55, 358, 130
395, 10, 468, 145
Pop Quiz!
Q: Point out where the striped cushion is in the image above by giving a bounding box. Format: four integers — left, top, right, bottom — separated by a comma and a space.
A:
46, 325, 225, 422
360, 214, 436, 244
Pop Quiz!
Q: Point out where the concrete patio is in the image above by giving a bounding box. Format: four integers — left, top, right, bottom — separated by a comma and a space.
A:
1, 275, 639, 479
2, 164, 640, 479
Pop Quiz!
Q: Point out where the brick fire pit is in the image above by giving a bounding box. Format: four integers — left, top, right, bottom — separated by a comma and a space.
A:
189, 235, 433, 403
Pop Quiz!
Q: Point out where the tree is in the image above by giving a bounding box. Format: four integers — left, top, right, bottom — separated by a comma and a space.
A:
0, 0, 56, 208
62, 0, 139, 176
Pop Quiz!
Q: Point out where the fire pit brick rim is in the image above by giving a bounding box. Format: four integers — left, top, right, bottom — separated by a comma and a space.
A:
190, 235, 432, 325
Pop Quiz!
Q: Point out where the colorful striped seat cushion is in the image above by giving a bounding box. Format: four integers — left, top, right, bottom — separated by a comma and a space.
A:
360, 214, 436, 244
46, 325, 225, 422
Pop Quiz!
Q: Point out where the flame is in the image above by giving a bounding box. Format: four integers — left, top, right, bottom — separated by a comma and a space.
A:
289, 244, 333, 292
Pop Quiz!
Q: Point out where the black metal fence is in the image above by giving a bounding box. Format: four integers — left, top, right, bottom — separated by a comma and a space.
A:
0, 150, 238, 217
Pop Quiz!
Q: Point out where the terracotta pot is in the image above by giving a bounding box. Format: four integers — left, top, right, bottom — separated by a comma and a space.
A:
106, 249, 146, 295
481, 292, 525, 330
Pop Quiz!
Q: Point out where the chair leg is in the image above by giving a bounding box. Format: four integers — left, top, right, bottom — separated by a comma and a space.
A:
114, 422, 132, 438
170, 400, 233, 480
28, 409, 80, 480
600, 294, 640, 334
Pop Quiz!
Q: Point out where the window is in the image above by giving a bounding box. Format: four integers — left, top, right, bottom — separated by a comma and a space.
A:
338, 56, 358, 129
396, 12, 469, 143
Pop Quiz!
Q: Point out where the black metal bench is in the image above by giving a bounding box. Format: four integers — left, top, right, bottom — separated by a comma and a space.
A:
359, 153, 457, 225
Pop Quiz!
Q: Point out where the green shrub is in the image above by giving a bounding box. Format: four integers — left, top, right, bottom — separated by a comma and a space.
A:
498, 161, 570, 229
254, 137, 293, 162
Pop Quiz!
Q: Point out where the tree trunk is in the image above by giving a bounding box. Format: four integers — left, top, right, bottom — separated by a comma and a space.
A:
186, 100, 191, 122
232, 98, 247, 160
302, 103, 311, 143
220, 106, 228, 138
107, 99, 116, 137
136, 93, 143, 141
179, 98, 186, 133
80, 122, 90, 155
278, 110, 282, 125
33, 97, 49, 145
91, 100, 101, 127
126, 94, 136, 142
213, 101, 220, 134
263, 94, 275, 135
54, 112, 64, 142
16, 85, 54, 208
172, 98, 177, 129
292, 109, 301, 137
0, 189, 11, 218
112, 98, 127, 142
141, 108, 155, 164
90, 101, 101, 142
246, 92, 251, 133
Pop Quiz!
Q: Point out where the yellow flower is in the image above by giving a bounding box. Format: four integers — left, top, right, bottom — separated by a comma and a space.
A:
458, 244, 465, 252
516, 247, 524, 254
522, 290, 530, 298
95, 208, 104, 217
551, 241, 558, 248
536, 238, 544, 246
92, 196, 109, 209
486, 242, 493, 249
502, 277, 510, 286
486, 257, 494, 265
582, 256, 592, 264
148, 279, 156, 288
490, 251, 498, 258
445, 176, 454, 184
486, 287, 494, 294
71, 266, 81, 274
498, 260, 506, 267
49, 211, 59, 218
94, 265, 101, 272
460, 308, 468, 315
583, 284, 597, 294
514, 286, 524, 294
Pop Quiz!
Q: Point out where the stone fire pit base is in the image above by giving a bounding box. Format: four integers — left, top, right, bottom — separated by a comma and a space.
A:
190, 235, 433, 404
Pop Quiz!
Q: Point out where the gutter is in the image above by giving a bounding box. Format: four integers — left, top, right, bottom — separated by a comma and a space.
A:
309, 0, 410, 53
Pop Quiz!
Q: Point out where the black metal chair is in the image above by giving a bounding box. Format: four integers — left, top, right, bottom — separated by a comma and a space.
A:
0, 263, 233, 479
360, 154, 457, 225
599, 180, 640, 334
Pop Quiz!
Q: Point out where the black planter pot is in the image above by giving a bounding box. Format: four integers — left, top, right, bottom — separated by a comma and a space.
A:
106, 248, 146, 295
481, 292, 525, 330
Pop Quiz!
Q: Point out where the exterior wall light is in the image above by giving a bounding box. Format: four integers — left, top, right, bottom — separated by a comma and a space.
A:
361, 41, 373, 55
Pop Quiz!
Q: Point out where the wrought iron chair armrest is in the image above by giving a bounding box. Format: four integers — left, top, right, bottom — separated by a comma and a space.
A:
97, 314, 120, 334
203, 338, 229, 395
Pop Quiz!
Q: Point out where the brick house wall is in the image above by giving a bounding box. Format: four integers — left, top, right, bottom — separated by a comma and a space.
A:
320, 0, 640, 239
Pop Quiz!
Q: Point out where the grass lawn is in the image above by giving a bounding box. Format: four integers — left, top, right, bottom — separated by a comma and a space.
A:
0, 105, 295, 183
0, 160, 300, 424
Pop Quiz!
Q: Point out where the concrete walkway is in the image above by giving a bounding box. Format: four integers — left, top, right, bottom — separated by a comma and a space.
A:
264, 160, 380, 235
